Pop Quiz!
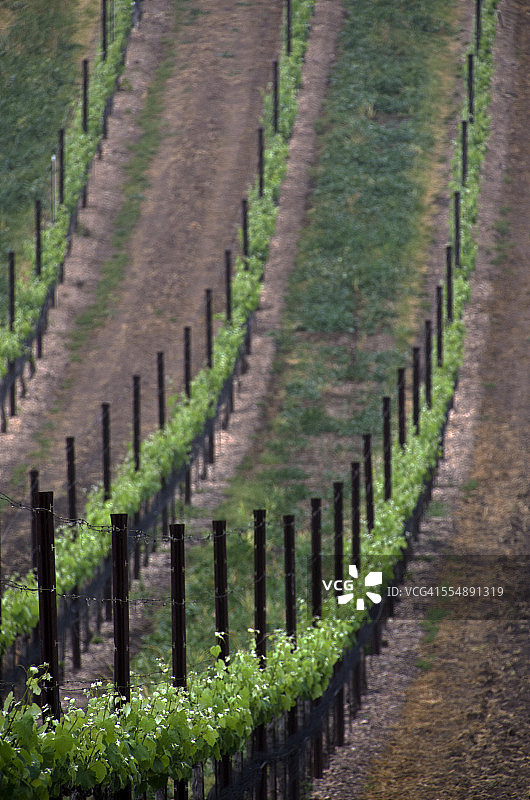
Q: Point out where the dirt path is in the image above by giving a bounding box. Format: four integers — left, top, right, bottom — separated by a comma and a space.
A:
1, 0, 284, 574
311, 1, 530, 798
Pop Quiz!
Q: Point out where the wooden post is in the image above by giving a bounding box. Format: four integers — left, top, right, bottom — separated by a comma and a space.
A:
413, 346, 420, 435
468, 53, 474, 123
284, 515, 296, 643
397, 367, 406, 448
254, 509, 267, 800
205, 289, 213, 370
8, 251, 16, 418
383, 397, 391, 501
102, 403, 111, 501
133, 377, 141, 580
254, 509, 266, 667
351, 462, 360, 571
273, 60, 279, 134
29, 470, 39, 576
242, 198, 249, 268
101, 0, 107, 60
311, 496, 323, 779
157, 351, 166, 430
435, 286, 443, 369
184, 327, 192, 505
111, 513, 130, 705
82, 59, 89, 134
66, 438, 81, 670
446, 244, 453, 323
170, 525, 187, 800
35, 199, 42, 276
425, 320, 432, 410
212, 520, 229, 663
225, 250, 232, 323
333, 482, 343, 596
363, 434, 374, 531
284, 514, 299, 800
58, 129, 65, 206
454, 191, 461, 269
258, 127, 264, 198
286, 0, 292, 56
462, 120, 468, 186
311, 498, 322, 621
36, 491, 61, 721
171, 523, 186, 689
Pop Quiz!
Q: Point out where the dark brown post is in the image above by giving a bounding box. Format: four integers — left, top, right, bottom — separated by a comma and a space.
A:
462, 120, 468, 185
111, 513, 130, 705
132, 376, 141, 580
273, 60, 279, 134
286, 0, 292, 56
284, 514, 299, 800
311, 498, 322, 621
258, 127, 264, 198
184, 327, 192, 505
454, 191, 460, 269
475, 0, 482, 54
212, 520, 229, 664
205, 289, 213, 370
397, 367, 406, 449
446, 244, 453, 323
36, 491, 61, 720
436, 285, 443, 367
225, 250, 232, 323
170, 523, 186, 690
102, 403, 111, 501
184, 327, 191, 399
363, 434, 374, 532
157, 351, 165, 429
133, 376, 141, 472
66, 437, 81, 670
383, 397, 391, 501
66, 438, 77, 521
333, 482, 343, 597
311, 497, 323, 780
333, 483, 345, 747
467, 53, 474, 123
158, 352, 168, 543
242, 198, 249, 267
254, 509, 267, 800
254, 509, 267, 667
111, 517, 132, 800
425, 320, 432, 410
101, 0, 107, 60
351, 462, 360, 571
8, 251, 16, 418
413, 347, 420, 435
35, 199, 42, 276
30, 470, 39, 576
284, 515, 296, 643
82, 59, 89, 134
58, 129, 64, 206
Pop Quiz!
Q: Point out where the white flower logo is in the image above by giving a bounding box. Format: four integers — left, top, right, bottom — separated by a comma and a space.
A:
337, 564, 383, 609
